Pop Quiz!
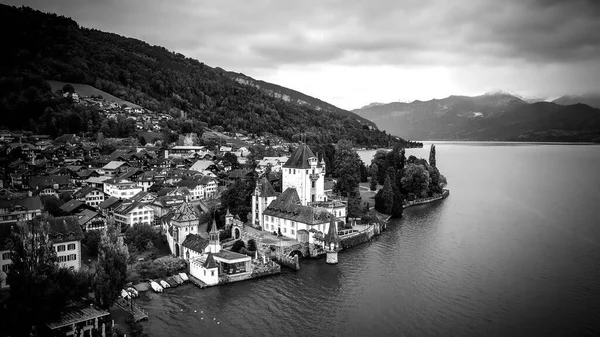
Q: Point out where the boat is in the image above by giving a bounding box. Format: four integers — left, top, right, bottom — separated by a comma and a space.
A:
172, 275, 184, 285
127, 287, 139, 297
121, 289, 130, 299
149, 280, 163, 293
179, 272, 189, 282
166, 276, 178, 288
160, 280, 170, 288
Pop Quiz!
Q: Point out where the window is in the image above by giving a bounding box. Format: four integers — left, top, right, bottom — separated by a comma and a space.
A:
293, 169, 296, 174
291, 222, 295, 228
67, 243, 76, 250
57, 245, 66, 252
67, 254, 77, 261
2, 252, 10, 260
283, 228, 287, 233
211, 270, 215, 276
291, 229, 295, 235
58, 256, 67, 262
2, 264, 8, 272
204, 270, 206, 276
311, 181, 315, 188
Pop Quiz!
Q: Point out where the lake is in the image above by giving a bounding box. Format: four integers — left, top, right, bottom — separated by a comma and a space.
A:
137, 142, 600, 336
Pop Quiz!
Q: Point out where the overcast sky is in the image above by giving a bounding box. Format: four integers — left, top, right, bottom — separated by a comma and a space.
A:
5, 0, 600, 109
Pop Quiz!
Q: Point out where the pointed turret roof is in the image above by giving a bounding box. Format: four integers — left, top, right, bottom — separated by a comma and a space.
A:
203, 252, 217, 269
324, 215, 340, 244
283, 143, 316, 169
256, 177, 278, 198
225, 208, 232, 217
209, 217, 219, 234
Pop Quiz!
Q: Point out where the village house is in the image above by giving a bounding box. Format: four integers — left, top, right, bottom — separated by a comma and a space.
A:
113, 200, 154, 228
103, 178, 142, 199
148, 195, 186, 226
49, 216, 85, 271
75, 209, 106, 232
97, 196, 123, 217
257, 156, 289, 173
100, 161, 131, 176
59, 199, 95, 215
0, 195, 43, 225
0, 222, 15, 288
72, 186, 108, 207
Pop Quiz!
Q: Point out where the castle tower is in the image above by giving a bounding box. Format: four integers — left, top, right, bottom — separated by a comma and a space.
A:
282, 143, 325, 205
208, 218, 221, 253
324, 216, 341, 264
225, 208, 234, 230
251, 177, 278, 228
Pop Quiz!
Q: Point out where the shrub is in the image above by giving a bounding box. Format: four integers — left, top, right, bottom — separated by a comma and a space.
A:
125, 223, 158, 251
82, 230, 102, 256
247, 239, 257, 251
231, 240, 246, 253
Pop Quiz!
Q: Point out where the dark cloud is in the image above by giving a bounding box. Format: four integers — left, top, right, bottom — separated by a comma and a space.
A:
3, 0, 599, 105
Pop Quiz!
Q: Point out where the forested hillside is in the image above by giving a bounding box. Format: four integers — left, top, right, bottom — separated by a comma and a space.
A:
0, 4, 414, 147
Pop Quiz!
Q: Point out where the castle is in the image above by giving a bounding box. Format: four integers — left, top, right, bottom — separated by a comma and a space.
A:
252, 143, 347, 246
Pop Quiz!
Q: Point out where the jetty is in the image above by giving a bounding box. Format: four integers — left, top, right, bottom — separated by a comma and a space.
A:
114, 298, 148, 322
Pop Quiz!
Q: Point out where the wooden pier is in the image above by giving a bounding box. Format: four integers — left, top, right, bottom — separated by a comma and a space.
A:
114, 298, 148, 322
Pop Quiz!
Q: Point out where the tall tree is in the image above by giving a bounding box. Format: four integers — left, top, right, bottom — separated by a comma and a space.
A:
401, 163, 431, 198
376, 174, 394, 214
347, 189, 363, 218
94, 221, 129, 309
370, 163, 378, 191
429, 144, 436, 168
332, 140, 362, 197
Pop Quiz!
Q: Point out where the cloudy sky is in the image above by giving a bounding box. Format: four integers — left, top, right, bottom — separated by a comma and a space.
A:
5, 0, 600, 109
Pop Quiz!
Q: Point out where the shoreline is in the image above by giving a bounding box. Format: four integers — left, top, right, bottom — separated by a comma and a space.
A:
403, 189, 450, 209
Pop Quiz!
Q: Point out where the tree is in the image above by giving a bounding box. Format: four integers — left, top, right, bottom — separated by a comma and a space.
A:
220, 173, 256, 222
41, 195, 63, 217
386, 167, 396, 186
124, 223, 158, 251
4, 217, 91, 335
332, 140, 362, 197
247, 239, 257, 252
223, 152, 239, 169
429, 144, 436, 168
369, 163, 378, 191
231, 240, 246, 253
139, 135, 147, 146
62, 83, 75, 94
391, 187, 404, 218
375, 175, 394, 214
94, 224, 128, 309
401, 163, 431, 198
347, 189, 363, 218
83, 230, 102, 257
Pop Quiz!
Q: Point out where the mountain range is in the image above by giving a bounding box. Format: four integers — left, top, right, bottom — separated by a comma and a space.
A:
0, 4, 411, 148
353, 92, 600, 142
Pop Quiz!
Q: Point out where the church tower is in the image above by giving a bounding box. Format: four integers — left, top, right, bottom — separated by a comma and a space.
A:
282, 142, 325, 205
324, 216, 341, 264
208, 218, 221, 253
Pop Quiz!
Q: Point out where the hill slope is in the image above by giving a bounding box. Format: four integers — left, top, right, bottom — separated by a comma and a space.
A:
47, 80, 141, 108
353, 93, 600, 142
553, 94, 600, 109
0, 4, 407, 147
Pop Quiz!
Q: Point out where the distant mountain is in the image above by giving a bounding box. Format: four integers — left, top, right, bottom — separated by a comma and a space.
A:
0, 4, 404, 147
353, 92, 600, 142
359, 102, 386, 109
553, 93, 600, 109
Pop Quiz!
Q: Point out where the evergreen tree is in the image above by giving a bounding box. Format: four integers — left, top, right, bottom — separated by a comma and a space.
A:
370, 163, 378, 191
386, 167, 396, 186
380, 175, 394, 214
429, 144, 436, 168
347, 189, 363, 218
391, 186, 404, 218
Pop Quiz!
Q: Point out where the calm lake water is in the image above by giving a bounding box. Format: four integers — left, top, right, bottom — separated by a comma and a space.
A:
138, 142, 600, 337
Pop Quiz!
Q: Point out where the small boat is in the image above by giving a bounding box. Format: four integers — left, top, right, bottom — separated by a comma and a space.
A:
149, 280, 163, 293
179, 273, 189, 282
173, 275, 184, 285
121, 289, 130, 299
127, 287, 139, 297
160, 280, 170, 289
166, 276, 178, 288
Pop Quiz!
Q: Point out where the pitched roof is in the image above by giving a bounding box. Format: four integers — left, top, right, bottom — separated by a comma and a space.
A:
48, 216, 84, 243
256, 177, 278, 198
97, 196, 122, 210
102, 161, 127, 170
76, 209, 101, 226
181, 234, 209, 253
172, 202, 200, 222
203, 252, 217, 268
283, 143, 316, 169
29, 175, 70, 189
324, 216, 340, 244
0, 195, 43, 211
72, 185, 101, 199
209, 218, 219, 235
59, 199, 86, 213
189, 160, 213, 172
263, 188, 332, 225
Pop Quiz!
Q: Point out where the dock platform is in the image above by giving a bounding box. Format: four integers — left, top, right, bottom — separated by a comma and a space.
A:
114, 298, 148, 322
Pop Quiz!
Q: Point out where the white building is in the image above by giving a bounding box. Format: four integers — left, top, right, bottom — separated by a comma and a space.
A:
257, 156, 289, 173
72, 186, 107, 207
49, 217, 84, 271
103, 179, 143, 199
281, 144, 326, 205
113, 201, 154, 228
163, 202, 203, 258
251, 177, 279, 228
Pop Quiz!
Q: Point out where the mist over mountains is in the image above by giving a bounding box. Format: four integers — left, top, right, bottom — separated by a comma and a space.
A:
353, 92, 600, 142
